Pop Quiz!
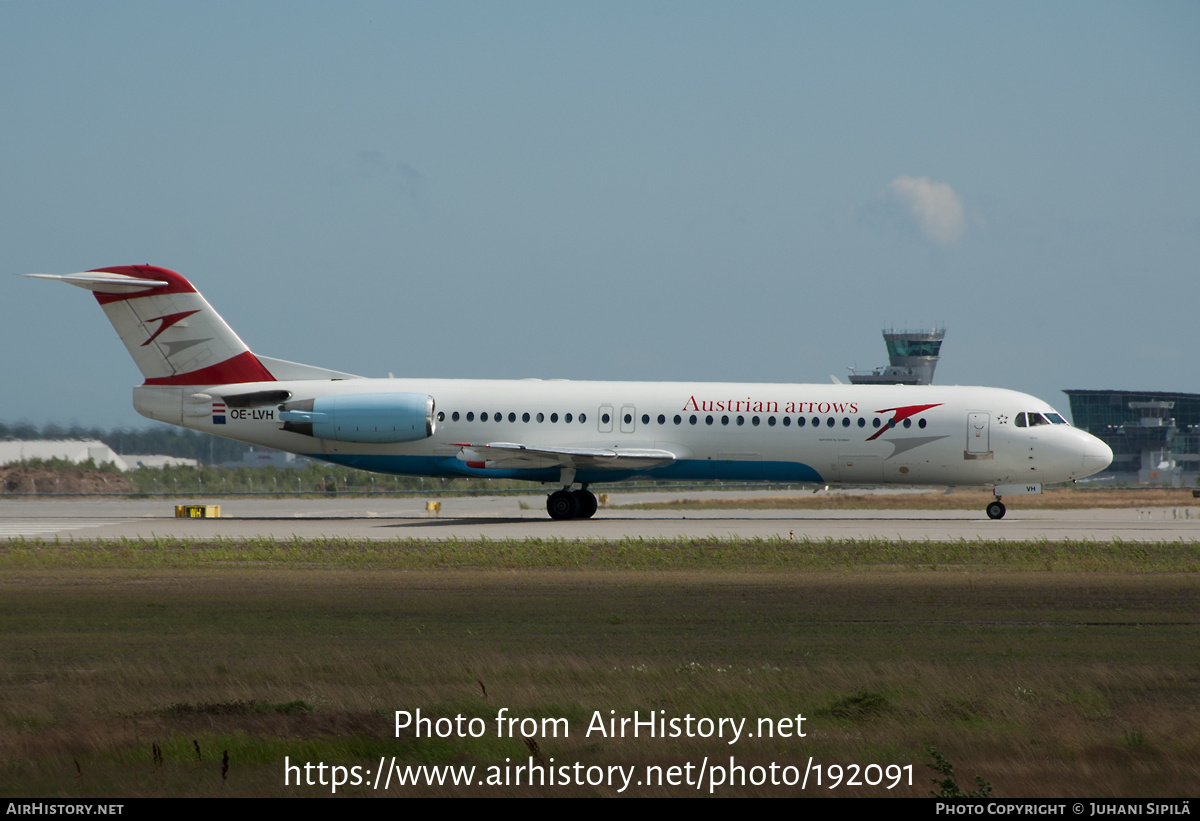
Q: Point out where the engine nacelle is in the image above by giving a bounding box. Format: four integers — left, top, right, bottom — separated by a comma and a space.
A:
278, 393, 435, 443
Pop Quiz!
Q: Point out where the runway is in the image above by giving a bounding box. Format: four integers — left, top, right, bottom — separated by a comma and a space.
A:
2, 491, 1198, 541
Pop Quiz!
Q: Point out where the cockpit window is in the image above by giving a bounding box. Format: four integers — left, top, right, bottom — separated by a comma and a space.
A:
1046, 413, 1068, 425
1015, 412, 1053, 427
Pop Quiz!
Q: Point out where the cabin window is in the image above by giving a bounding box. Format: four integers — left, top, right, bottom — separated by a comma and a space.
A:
842, 417, 851, 427
827, 417, 835, 427
918, 418, 927, 428
452, 411, 460, 422
601, 412, 611, 424
480, 412, 489, 422
768, 416, 776, 426
903, 418, 911, 428
872, 418, 881, 428
642, 414, 650, 424
857, 417, 865, 427
437, 411, 445, 422
797, 417, 806, 427
811, 417, 819, 427
887, 419, 896, 428
783, 416, 791, 427
722, 415, 730, 425
752, 416, 760, 426
565, 413, 573, 423
658, 414, 666, 424
689, 414, 698, 425
579, 413, 586, 423
624, 413, 632, 424
674, 415, 682, 425
537, 412, 544, 422
466, 411, 475, 422
705, 415, 713, 425
550, 413, 558, 423
737, 416, 745, 426
522, 412, 530, 423
508, 412, 516, 422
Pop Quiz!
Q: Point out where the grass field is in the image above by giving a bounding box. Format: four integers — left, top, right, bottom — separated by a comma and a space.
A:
2, 536, 1197, 797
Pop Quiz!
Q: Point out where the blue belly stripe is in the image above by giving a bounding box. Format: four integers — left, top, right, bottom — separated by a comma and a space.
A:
305, 453, 825, 484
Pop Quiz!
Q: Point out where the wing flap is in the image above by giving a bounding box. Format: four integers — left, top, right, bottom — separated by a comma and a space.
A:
455, 442, 677, 471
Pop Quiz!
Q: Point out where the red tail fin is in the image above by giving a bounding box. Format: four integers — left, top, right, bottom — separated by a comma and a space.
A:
33, 265, 276, 385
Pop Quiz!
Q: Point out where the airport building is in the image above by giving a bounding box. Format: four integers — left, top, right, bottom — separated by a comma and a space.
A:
1062, 390, 1200, 486
0, 440, 127, 469
848, 328, 945, 385
0, 440, 202, 471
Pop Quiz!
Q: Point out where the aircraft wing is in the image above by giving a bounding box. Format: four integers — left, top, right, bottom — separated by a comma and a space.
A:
454, 442, 677, 471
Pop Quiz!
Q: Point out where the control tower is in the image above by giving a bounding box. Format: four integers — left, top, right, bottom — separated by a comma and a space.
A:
1126, 401, 1181, 485
848, 328, 945, 386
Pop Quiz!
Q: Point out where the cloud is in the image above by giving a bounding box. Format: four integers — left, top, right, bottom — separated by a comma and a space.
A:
882, 175, 966, 246
345, 151, 424, 205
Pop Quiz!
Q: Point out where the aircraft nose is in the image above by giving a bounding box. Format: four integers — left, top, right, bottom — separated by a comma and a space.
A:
1081, 435, 1113, 475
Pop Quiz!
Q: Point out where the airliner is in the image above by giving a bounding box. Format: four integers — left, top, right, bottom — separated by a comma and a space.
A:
30, 265, 1112, 520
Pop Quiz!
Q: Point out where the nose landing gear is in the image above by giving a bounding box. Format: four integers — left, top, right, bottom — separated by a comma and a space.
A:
986, 483, 1041, 520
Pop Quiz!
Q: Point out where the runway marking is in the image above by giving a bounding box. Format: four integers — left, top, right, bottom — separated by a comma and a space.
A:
0, 520, 117, 538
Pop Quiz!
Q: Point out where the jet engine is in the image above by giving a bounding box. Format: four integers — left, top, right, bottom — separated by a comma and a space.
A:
278, 393, 435, 443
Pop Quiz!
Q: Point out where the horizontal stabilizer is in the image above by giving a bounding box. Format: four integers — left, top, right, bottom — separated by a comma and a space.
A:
26, 272, 169, 294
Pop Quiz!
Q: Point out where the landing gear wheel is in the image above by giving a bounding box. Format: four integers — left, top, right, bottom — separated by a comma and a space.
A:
986, 501, 1007, 520
573, 489, 598, 519
547, 489, 580, 520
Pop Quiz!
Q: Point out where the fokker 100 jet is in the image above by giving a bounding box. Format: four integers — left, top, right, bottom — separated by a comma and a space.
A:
30, 266, 1113, 520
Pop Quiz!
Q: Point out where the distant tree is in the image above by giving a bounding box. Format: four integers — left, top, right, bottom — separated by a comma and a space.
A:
1, 421, 40, 440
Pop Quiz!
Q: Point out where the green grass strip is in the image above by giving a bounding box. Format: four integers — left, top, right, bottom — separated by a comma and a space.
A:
1, 535, 1196, 573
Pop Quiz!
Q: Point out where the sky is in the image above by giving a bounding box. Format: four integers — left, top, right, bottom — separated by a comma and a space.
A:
2, 1, 1198, 429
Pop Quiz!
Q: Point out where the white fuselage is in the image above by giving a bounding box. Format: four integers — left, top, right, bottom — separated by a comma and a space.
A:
133, 378, 1113, 488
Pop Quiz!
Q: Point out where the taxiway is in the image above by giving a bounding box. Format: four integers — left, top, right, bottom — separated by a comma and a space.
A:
1, 492, 1196, 541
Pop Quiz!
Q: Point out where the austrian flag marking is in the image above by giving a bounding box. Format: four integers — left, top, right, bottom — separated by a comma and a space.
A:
212, 402, 227, 425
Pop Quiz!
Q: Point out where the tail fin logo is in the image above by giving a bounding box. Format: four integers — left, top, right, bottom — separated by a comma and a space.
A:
142, 310, 201, 346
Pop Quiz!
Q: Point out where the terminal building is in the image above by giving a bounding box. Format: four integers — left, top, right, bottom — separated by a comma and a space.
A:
1062, 390, 1200, 486
848, 328, 945, 385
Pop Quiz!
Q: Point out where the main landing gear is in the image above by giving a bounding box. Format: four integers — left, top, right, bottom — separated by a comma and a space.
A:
986, 500, 1007, 520
547, 487, 598, 520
